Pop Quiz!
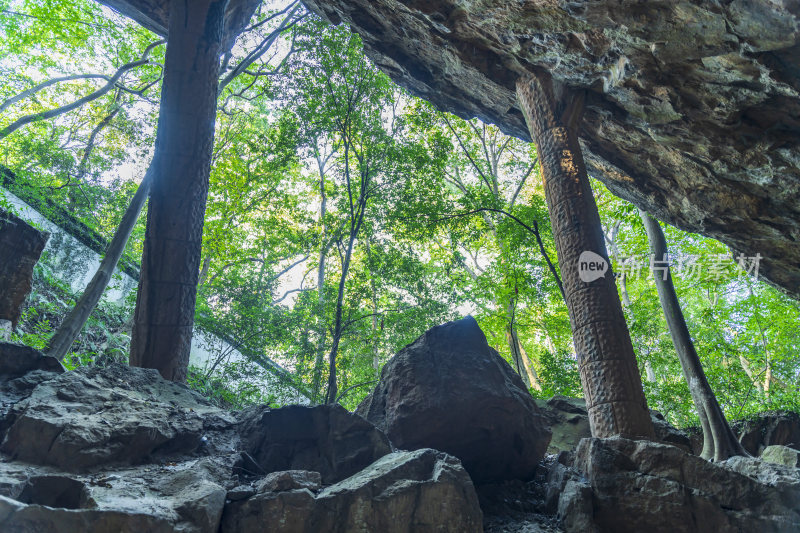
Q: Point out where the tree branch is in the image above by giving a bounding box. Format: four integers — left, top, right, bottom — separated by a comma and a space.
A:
0, 39, 165, 139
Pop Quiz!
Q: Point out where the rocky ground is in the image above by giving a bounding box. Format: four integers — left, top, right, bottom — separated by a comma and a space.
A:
0, 317, 798, 532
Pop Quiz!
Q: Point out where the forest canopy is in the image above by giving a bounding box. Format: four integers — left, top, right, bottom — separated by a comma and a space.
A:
1, 0, 798, 426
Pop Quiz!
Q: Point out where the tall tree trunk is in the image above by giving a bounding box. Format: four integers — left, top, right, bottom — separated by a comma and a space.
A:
366, 240, 381, 377
129, 0, 228, 382
324, 232, 357, 404
516, 73, 654, 439
639, 209, 745, 460
311, 162, 329, 403
46, 168, 152, 361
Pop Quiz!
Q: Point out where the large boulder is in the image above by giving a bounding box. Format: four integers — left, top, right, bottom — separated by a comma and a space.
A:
558, 437, 800, 533
357, 316, 551, 484
221, 448, 483, 533
0, 210, 49, 332
0, 349, 485, 533
237, 404, 392, 484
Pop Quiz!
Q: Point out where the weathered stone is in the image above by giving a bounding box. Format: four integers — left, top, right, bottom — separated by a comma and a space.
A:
536, 396, 692, 455
237, 404, 392, 484
0, 211, 49, 328
734, 411, 800, 456
302, 0, 800, 298
559, 437, 800, 533
357, 316, 551, 484
0, 343, 64, 442
762, 445, 800, 468
0, 363, 236, 470
255, 470, 322, 494
650, 411, 693, 454
0, 456, 232, 533
221, 448, 483, 533
0, 343, 64, 378
0, 361, 478, 533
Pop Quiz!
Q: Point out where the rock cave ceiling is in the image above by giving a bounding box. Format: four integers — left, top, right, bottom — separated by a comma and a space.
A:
99, 0, 800, 298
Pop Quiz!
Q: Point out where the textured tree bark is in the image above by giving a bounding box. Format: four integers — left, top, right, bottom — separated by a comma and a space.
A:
47, 168, 152, 361
129, 0, 228, 382
516, 73, 654, 439
639, 209, 745, 460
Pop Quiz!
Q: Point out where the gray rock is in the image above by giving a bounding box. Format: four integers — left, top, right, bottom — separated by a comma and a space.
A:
535, 396, 591, 456
221, 448, 483, 533
255, 470, 322, 493
762, 445, 800, 468
734, 411, 800, 456
0, 495, 176, 533
237, 403, 392, 485
535, 396, 692, 455
0, 344, 64, 441
560, 437, 800, 533
0, 343, 64, 378
358, 316, 551, 484
302, 0, 800, 298
0, 363, 236, 470
0, 456, 231, 533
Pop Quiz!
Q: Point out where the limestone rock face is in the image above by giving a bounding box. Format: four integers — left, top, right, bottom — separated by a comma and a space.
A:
357, 316, 551, 484
0, 211, 49, 328
559, 437, 800, 533
303, 0, 800, 297
220, 448, 483, 533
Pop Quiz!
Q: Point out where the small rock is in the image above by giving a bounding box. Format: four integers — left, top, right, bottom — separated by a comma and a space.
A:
761, 445, 800, 468
255, 470, 321, 493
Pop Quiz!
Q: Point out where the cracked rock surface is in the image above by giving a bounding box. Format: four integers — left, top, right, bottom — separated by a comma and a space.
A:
304, 0, 800, 297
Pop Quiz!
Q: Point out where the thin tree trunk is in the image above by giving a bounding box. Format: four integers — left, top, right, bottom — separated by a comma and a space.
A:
129, 0, 227, 382
516, 73, 654, 439
324, 232, 357, 404
639, 209, 745, 460
366, 240, 381, 377
46, 168, 152, 361
311, 159, 329, 403
506, 319, 541, 391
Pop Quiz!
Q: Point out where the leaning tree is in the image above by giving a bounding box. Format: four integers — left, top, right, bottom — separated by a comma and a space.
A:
516, 73, 654, 439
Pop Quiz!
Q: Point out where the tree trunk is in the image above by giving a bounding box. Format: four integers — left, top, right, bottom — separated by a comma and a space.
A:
129, 0, 227, 382
311, 163, 329, 403
516, 73, 654, 439
324, 232, 357, 404
506, 321, 541, 391
639, 209, 745, 460
46, 168, 152, 361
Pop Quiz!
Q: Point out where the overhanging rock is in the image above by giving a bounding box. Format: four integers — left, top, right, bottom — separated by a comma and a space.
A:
303, 0, 800, 298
